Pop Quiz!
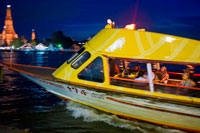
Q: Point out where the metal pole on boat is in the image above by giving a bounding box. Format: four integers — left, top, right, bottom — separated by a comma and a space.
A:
147, 63, 154, 92
0, 65, 3, 83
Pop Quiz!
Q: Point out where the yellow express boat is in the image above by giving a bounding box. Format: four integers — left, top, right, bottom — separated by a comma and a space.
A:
1, 23, 200, 132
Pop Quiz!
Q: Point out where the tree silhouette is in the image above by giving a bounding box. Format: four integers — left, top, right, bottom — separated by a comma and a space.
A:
10, 38, 24, 48
51, 31, 74, 48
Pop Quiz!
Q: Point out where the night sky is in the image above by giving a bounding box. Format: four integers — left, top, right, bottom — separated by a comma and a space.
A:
0, 0, 200, 41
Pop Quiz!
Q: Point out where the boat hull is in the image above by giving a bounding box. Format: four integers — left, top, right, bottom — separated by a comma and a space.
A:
21, 73, 200, 132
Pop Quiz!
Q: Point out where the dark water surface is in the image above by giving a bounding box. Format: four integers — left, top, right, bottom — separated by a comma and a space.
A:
0, 52, 185, 133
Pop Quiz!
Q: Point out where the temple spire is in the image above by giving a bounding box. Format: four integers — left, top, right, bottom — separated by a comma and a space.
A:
4, 5, 16, 34
6, 5, 12, 20
32, 29, 35, 40
0, 5, 18, 46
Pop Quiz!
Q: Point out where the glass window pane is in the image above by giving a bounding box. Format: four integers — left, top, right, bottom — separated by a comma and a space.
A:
78, 57, 104, 83
71, 51, 91, 69
67, 47, 85, 64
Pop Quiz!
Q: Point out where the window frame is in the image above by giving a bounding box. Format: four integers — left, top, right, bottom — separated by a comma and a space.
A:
78, 56, 105, 83
67, 47, 85, 64
71, 51, 91, 69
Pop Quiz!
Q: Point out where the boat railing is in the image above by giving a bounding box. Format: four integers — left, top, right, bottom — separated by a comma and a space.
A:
2, 62, 57, 70
168, 72, 200, 86
168, 71, 200, 77
110, 76, 200, 98
1, 62, 56, 80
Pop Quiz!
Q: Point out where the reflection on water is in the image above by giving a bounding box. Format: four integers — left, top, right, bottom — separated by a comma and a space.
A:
35, 52, 45, 66
0, 52, 185, 133
1, 51, 18, 64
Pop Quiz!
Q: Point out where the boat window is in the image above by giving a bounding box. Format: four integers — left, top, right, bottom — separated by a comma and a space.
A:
78, 57, 104, 83
67, 47, 85, 64
109, 58, 200, 98
71, 51, 91, 69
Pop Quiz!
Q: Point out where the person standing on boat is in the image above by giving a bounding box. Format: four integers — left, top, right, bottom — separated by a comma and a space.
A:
180, 73, 196, 87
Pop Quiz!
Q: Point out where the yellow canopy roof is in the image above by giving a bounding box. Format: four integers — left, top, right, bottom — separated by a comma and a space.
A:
86, 28, 200, 64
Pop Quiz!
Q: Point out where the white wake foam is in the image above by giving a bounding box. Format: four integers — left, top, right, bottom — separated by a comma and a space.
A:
66, 101, 185, 133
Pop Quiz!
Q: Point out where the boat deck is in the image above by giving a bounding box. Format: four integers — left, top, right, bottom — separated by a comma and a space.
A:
0, 62, 56, 81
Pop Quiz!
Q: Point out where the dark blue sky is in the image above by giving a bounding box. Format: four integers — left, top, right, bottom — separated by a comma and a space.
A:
0, 0, 200, 41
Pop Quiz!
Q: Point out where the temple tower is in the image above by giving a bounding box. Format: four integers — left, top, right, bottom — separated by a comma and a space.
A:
31, 29, 35, 40
0, 5, 18, 46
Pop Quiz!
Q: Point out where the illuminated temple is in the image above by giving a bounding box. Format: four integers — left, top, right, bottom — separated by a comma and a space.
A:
32, 29, 35, 40
0, 5, 18, 46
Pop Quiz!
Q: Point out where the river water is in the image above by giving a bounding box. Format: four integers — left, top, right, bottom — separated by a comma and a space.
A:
0, 51, 185, 133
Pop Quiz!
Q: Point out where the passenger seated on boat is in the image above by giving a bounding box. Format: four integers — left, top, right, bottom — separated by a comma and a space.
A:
180, 73, 196, 87
114, 62, 139, 78
134, 71, 148, 81
114, 64, 120, 74
128, 65, 141, 79
184, 65, 199, 87
190, 73, 199, 88
155, 66, 169, 83
131, 64, 141, 73
154, 71, 162, 82
112, 64, 121, 77
122, 69, 129, 78
109, 59, 120, 77
114, 67, 130, 78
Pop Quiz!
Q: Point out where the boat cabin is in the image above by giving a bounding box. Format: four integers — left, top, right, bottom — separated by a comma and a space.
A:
53, 27, 200, 104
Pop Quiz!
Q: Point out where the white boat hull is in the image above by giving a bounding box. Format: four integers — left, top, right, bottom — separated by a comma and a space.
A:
21, 73, 200, 132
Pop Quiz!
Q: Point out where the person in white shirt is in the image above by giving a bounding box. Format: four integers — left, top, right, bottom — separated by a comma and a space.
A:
134, 71, 148, 81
